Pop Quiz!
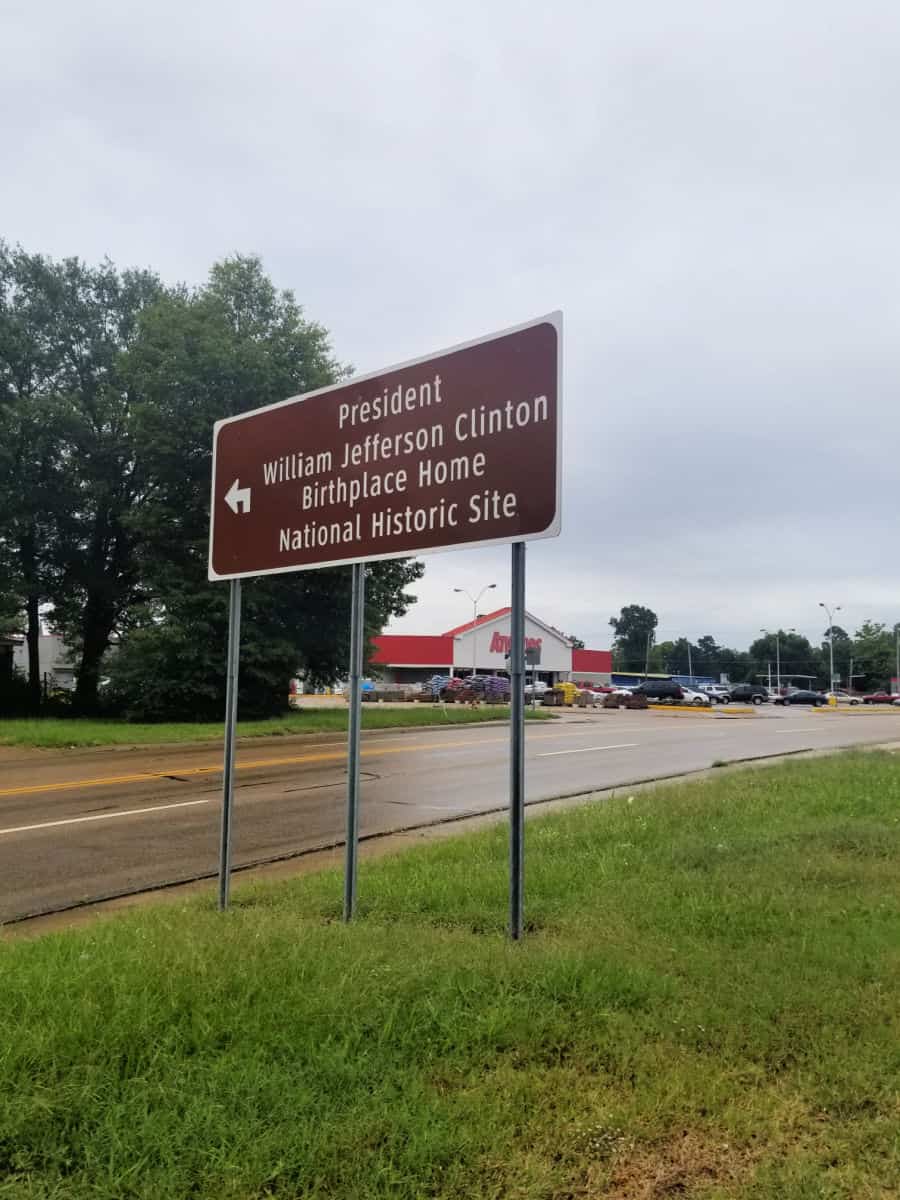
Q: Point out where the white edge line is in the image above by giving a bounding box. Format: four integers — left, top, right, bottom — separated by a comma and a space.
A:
0, 798, 210, 837
537, 743, 638, 758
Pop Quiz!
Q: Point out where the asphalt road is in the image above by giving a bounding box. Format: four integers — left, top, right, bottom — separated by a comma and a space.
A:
2, 706, 899, 923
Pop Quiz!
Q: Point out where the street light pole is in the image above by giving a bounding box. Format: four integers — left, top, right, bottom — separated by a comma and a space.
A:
453, 583, 497, 679
819, 602, 842, 692
761, 627, 796, 692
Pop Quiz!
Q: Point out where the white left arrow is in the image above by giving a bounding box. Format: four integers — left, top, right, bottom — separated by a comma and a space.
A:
225, 478, 251, 515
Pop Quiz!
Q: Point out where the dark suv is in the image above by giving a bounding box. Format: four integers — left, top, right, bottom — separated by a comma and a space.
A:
631, 681, 684, 703
728, 683, 769, 705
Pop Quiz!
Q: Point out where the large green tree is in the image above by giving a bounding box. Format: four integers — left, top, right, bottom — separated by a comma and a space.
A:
0, 245, 56, 706
0, 246, 152, 709
45, 260, 166, 710
747, 630, 822, 687
107, 255, 422, 719
609, 604, 657, 671
0, 248, 423, 717
849, 620, 897, 690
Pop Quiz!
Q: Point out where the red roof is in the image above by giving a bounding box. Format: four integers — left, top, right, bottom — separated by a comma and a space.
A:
370, 634, 454, 667
442, 606, 511, 638
572, 649, 613, 673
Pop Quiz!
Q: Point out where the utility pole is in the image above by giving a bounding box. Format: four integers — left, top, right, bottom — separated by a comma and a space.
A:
819, 602, 842, 692
644, 630, 653, 678
761, 627, 795, 693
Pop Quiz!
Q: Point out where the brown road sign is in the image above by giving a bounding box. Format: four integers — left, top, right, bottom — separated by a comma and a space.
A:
208, 313, 561, 580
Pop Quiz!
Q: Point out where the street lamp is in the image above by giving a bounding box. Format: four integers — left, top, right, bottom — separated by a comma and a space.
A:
453, 584, 496, 678
760, 627, 795, 691
819, 602, 842, 692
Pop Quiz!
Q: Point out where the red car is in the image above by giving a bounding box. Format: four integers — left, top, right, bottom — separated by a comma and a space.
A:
862, 691, 898, 704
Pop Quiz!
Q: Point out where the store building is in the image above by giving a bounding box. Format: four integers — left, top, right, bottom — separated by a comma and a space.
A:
370, 607, 612, 687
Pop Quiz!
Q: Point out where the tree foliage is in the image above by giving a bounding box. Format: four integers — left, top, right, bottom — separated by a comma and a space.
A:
608, 604, 658, 670
847, 620, 898, 690
0, 244, 163, 708
0, 248, 423, 718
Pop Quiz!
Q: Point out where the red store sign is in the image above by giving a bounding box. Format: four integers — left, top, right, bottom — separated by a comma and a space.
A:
489, 632, 542, 655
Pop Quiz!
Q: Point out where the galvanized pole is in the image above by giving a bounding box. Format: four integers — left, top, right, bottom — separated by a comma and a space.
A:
509, 541, 526, 940
218, 578, 242, 911
343, 562, 366, 921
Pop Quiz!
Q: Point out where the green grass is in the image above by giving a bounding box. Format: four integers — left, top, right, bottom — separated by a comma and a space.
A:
0, 705, 554, 749
2, 753, 899, 1198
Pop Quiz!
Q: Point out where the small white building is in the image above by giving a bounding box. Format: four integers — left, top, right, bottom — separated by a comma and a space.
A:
11, 633, 76, 690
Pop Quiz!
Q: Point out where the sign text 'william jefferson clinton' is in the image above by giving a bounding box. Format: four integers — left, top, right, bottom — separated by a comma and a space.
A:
208, 314, 561, 580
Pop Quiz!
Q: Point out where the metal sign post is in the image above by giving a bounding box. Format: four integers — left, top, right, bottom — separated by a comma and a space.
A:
343, 562, 366, 920
208, 314, 561, 925
509, 541, 526, 939
218, 578, 242, 911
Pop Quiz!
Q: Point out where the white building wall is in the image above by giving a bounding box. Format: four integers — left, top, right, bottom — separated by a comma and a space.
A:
453, 615, 572, 674
12, 634, 76, 687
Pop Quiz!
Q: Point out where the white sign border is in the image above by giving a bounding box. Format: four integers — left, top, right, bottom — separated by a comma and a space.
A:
208, 311, 562, 581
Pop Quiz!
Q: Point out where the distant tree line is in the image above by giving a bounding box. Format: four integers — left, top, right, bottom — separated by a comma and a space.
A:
0, 245, 422, 719
608, 605, 899, 691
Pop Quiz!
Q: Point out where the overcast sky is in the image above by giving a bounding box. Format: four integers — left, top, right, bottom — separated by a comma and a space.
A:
4, 0, 898, 650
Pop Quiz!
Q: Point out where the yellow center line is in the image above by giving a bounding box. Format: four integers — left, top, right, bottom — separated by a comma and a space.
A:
0, 722, 685, 802
0, 735, 515, 800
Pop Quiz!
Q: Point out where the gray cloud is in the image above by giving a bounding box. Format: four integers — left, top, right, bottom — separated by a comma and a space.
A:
3, 0, 898, 651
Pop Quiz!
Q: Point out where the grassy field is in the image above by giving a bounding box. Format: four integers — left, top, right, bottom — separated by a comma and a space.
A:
0, 704, 554, 749
2, 753, 899, 1198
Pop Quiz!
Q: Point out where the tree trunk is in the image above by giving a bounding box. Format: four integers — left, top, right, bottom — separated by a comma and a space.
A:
19, 528, 42, 712
73, 595, 111, 714
25, 591, 41, 712
73, 604, 106, 705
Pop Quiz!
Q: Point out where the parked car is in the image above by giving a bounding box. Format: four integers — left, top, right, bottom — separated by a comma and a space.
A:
524, 680, 550, 697
631, 681, 710, 705
825, 690, 862, 706
779, 689, 828, 706
863, 691, 898, 705
630, 680, 684, 703
728, 683, 770, 705
701, 684, 731, 704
